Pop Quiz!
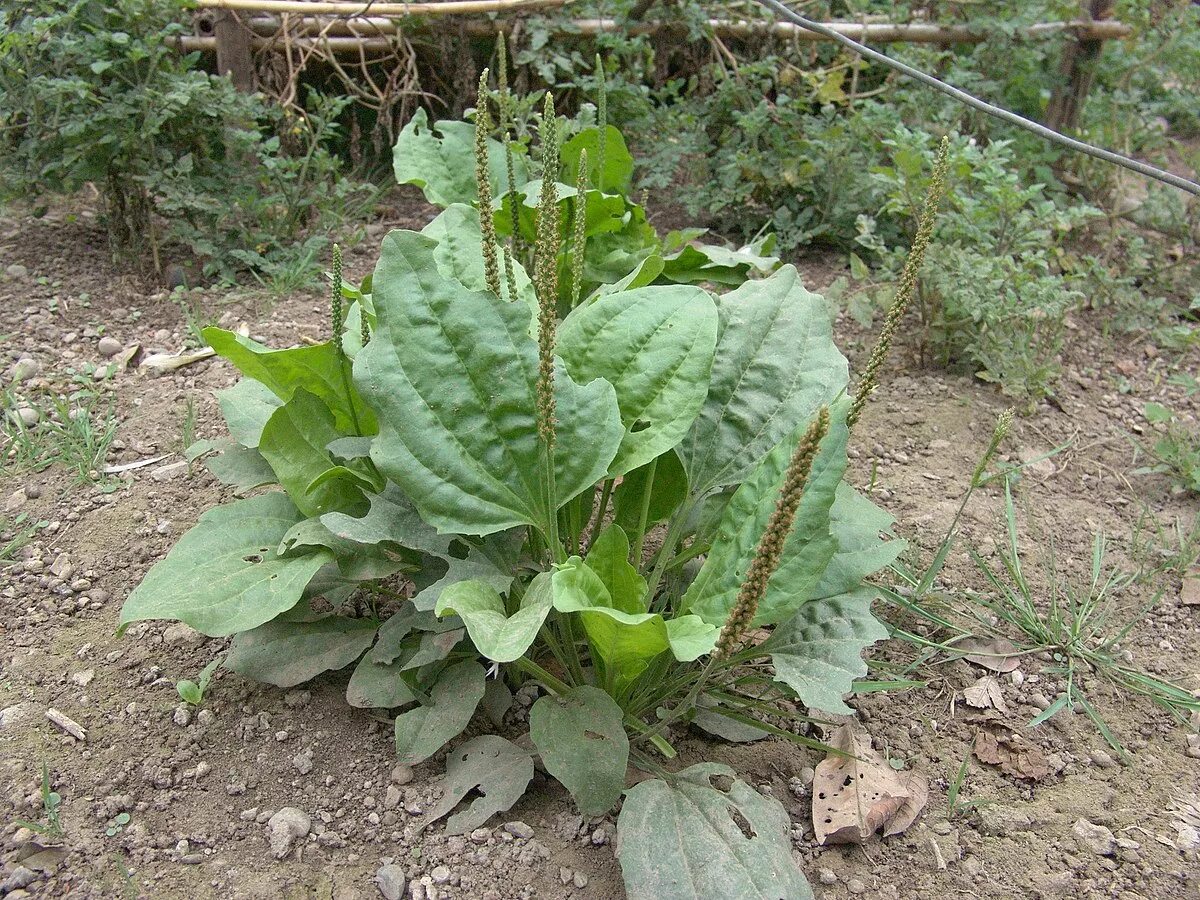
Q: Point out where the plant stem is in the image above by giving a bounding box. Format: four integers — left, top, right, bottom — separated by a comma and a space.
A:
631, 456, 657, 565
584, 478, 614, 554
645, 498, 694, 606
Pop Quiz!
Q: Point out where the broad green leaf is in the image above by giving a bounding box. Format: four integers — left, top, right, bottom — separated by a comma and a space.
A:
678, 266, 847, 496
683, 406, 848, 627
393, 108, 527, 207
815, 484, 905, 599
204, 327, 375, 436
322, 483, 446, 555
258, 389, 368, 518
204, 440, 277, 494
660, 231, 780, 286
559, 285, 718, 475
583, 526, 646, 613
692, 697, 769, 743
355, 230, 622, 536
119, 494, 331, 636
561, 125, 634, 193
612, 449, 688, 535
278, 518, 407, 581
217, 378, 282, 448
760, 589, 888, 715
346, 608, 454, 708
324, 487, 518, 610
529, 686, 628, 815
411, 541, 516, 612
592, 253, 665, 300
617, 763, 813, 900
423, 736, 534, 835
394, 659, 486, 765
664, 616, 719, 662
552, 559, 713, 687
434, 572, 553, 663
224, 616, 378, 688
420, 204, 536, 310
346, 652, 417, 709
400, 628, 465, 672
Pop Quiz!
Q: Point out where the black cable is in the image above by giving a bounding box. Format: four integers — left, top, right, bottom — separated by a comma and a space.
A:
754, 0, 1200, 197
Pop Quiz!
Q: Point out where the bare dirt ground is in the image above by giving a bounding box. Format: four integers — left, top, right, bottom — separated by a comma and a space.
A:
1, 194, 1198, 900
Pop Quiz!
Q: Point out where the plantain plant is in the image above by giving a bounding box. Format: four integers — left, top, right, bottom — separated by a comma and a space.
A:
120, 61, 948, 898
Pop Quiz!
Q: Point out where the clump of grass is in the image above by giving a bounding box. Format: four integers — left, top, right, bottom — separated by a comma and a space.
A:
964, 483, 1199, 757
2, 386, 117, 484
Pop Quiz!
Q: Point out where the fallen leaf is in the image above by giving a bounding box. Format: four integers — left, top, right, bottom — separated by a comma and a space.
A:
1181, 572, 1200, 607
962, 675, 1008, 713
812, 724, 928, 844
972, 725, 1049, 781
884, 771, 930, 838
952, 636, 1023, 673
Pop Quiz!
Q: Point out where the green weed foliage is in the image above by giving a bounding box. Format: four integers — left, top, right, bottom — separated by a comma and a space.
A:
0, 0, 369, 284
117, 70, 927, 897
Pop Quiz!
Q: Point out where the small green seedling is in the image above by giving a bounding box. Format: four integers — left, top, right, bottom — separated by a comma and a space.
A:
176, 657, 221, 706
13, 762, 64, 841
946, 753, 989, 817
105, 812, 130, 837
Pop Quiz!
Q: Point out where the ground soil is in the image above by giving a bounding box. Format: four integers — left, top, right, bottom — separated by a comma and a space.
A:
1, 191, 1198, 900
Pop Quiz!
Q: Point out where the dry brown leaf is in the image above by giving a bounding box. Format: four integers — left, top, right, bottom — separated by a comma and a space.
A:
812, 724, 928, 845
1181, 572, 1200, 607
953, 636, 1022, 673
883, 771, 930, 838
962, 675, 1008, 713
972, 725, 1049, 781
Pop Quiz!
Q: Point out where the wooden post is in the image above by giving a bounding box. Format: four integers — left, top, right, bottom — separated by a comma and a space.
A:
213, 10, 256, 92
1045, 0, 1115, 133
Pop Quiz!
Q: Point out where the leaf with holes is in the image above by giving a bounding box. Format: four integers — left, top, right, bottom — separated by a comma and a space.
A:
760, 589, 888, 715
423, 735, 535, 834
677, 266, 846, 496
617, 763, 813, 900
394, 659, 486, 765
530, 686, 628, 816
811, 724, 928, 844
119, 494, 331, 637
223, 616, 378, 688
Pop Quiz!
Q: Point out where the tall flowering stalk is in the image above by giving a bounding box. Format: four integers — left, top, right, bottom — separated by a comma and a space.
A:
846, 135, 951, 430
533, 93, 563, 558
570, 149, 588, 306
473, 69, 502, 297
329, 242, 344, 344
594, 53, 607, 192
329, 243, 362, 434
497, 33, 522, 253
713, 407, 831, 659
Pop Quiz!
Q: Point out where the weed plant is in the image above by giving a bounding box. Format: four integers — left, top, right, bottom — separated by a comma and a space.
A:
116, 64, 954, 896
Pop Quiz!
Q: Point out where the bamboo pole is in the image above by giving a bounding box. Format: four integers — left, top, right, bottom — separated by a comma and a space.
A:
195, 0, 570, 14
183, 17, 1132, 45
